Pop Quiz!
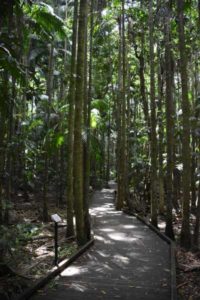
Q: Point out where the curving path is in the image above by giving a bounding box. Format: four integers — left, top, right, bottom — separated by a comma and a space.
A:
31, 184, 172, 300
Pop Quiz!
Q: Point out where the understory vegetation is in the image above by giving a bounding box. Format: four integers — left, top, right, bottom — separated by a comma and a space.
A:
0, 0, 200, 299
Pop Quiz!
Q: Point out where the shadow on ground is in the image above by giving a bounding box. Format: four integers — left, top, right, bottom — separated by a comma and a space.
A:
32, 184, 171, 300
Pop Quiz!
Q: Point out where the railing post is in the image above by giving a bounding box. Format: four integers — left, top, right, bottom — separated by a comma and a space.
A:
51, 214, 62, 266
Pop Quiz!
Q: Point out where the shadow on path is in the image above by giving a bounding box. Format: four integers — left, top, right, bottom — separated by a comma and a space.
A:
32, 183, 171, 300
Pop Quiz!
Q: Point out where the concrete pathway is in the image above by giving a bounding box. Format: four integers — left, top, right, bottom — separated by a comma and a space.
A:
32, 185, 171, 300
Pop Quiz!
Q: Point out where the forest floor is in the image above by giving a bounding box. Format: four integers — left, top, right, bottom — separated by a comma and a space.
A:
0, 192, 78, 300
173, 219, 200, 300
157, 215, 200, 300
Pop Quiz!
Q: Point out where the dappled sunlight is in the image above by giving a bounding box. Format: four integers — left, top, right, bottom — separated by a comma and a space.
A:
113, 254, 130, 265
108, 232, 139, 242
128, 252, 147, 259
90, 201, 121, 219
95, 234, 114, 245
52, 186, 171, 300
61, 266, 88, 277
95, 263, 113, 273
103, 195, 114, 199
122, 224, 136, 229
101, 188, 113, 193
96, 250, 110, 258
70, 283, 88, 292
95, 234, 105, 241
99, 227, 114, 232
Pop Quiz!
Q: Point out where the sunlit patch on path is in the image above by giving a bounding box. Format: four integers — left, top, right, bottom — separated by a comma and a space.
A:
32, 182, 171, 300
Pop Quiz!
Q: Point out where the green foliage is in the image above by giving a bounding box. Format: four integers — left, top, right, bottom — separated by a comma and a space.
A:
0, 224, 41, 263
24, 2, 67, 40
91, 99, 108, 112
0, 45, 24, 80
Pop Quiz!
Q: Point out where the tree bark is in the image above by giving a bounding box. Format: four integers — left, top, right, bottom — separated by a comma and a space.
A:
66, 0, 78, 237
149, 0, 158, 227
116, 0, 127, 210
164, 5, 175, 239
74, 0, 88, 246
157, 50, 165, 215
177, 0, 191, 249
43, 43, 54, 222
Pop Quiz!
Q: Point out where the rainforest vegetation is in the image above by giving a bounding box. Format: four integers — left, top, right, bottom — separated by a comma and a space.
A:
0, 0, 200, 298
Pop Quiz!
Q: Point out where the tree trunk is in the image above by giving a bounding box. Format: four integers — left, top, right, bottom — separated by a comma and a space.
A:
193, 175, 200, 249
83, 0, 94, 241
116, 0, 127, 210
74, 0, 88, 246
43, 43, 54, 222
177, 0, 191, 249
157, 50, 165, 215
164, 5, 175, 239
0, 76, 7, 224
66, 0, 78, 237
149, 0, 158, 227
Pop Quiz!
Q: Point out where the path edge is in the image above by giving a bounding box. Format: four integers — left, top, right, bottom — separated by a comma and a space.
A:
15, 238, 95, 300
123, 210, 177, 300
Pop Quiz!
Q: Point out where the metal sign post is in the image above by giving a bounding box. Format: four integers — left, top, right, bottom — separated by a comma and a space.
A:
51, 214, 62, 266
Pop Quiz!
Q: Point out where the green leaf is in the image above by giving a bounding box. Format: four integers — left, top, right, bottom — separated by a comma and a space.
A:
24, 2, 67, 40
56, 134, 64, 148
0, 46, 25, 81
91, 99, 108, 112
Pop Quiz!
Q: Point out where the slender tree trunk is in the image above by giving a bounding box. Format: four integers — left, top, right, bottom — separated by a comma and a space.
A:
4, 79, 15, 224
149, 0, 158, 227
198, 0, 200, 24
0, 77, 7, 224
193, 65, 200, 248
106, 97, 111, 184
193, 176, 200, 248
177, 0, 191, 249
157, 50, 165, 215
139, 21, 150, 133
74, 0, 88, 246
164, 6, 175, 239
66, 0, 78, 237
116, 0, 127, 210
83, 0, 94, 241
116, 15, 122, 208
191, 58, 198, 210
43, 43, 54, 222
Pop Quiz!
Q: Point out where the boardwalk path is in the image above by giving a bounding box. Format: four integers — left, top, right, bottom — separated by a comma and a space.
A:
32, 185, 171, 300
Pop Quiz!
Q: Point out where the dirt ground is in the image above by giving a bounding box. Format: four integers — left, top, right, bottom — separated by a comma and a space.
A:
0, 194, 77, 300
157, 214, 200, 300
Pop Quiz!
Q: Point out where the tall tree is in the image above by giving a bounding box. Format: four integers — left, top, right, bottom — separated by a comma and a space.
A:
83, 0, 95, 240
66, 0, 78, 237
164, 2, 175, 239
157, 48, 165, 215
177, 0, 191, 248
42, 43, 54, 222
116, 0, 127, 210
73, 0, 89, 246
149, 0, 158, 227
